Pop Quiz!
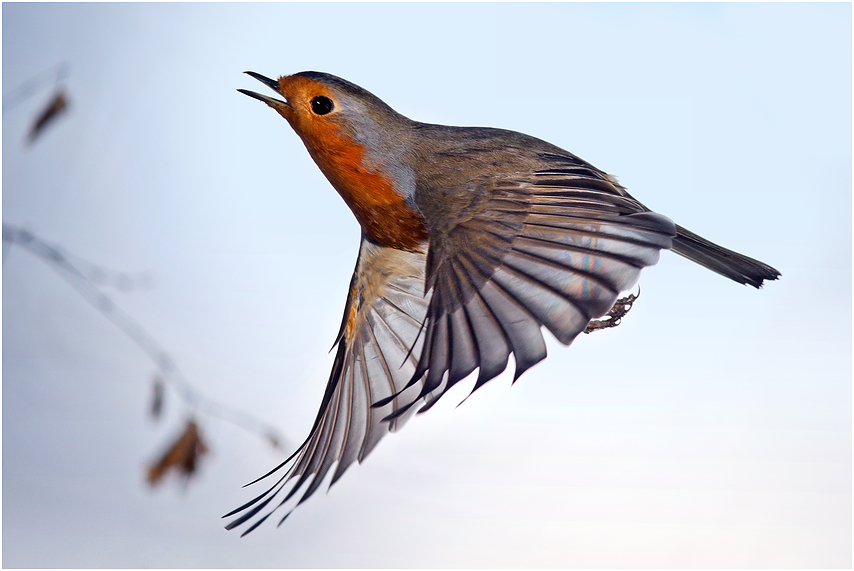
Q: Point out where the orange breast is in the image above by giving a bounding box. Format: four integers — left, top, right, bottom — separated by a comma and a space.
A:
300, 123, 427, 251
275, 74, 427, 251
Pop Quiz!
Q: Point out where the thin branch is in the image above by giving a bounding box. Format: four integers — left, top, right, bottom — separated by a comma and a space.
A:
2, 222, 287, 451
3, 61, 70, 114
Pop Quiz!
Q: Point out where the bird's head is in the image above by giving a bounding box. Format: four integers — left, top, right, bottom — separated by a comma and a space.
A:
238, 71, 409, 158
238, 71, 426, 250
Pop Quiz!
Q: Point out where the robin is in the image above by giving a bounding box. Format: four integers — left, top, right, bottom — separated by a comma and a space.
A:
226, 71, 779, 534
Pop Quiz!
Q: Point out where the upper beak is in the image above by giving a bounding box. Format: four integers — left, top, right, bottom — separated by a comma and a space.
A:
237, 71, 290, 109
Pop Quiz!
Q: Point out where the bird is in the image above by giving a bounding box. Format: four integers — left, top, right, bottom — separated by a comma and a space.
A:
226, 71, 780, 535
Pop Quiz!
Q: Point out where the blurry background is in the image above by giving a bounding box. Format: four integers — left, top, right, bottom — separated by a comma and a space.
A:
2, 3, 850, 567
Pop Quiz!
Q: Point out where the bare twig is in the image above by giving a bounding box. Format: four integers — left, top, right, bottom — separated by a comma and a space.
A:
2, 223, 286, 451
3, 61, 70, 114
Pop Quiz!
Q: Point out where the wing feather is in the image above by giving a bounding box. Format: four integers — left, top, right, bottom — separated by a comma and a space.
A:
491, 264, 589, 345
402, 158, 676, 410
446, 302, 479, 387
224, 239, 430, 533
477, 279, 549, 379
462, 291, 512, 386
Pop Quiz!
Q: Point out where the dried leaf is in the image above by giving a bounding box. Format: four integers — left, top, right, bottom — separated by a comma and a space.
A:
27, 90, 69, 144
146, 419, 208, 486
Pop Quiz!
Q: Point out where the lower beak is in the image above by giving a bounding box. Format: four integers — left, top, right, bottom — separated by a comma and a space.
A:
238, 71, 290, 110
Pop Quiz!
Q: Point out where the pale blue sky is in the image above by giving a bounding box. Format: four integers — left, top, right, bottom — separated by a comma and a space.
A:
3, 3, 851, 567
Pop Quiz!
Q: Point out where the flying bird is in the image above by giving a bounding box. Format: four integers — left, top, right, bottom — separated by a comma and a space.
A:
226, 71, 780, 534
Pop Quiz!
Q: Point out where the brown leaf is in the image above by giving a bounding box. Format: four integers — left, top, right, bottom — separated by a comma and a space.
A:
146, 419, 208, 486
27, 90, 69, 144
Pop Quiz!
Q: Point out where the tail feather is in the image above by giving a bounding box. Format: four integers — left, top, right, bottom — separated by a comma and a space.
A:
671, 225, 780, 288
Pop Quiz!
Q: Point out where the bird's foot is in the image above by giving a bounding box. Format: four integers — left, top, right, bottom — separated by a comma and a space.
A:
583, 289, 640, 334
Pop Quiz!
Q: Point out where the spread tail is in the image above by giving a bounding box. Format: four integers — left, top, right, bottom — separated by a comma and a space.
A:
671, 224, 780, 288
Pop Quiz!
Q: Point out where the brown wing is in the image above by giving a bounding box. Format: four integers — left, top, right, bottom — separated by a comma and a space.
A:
224, 238, 431, 535
384, 152, 677, 419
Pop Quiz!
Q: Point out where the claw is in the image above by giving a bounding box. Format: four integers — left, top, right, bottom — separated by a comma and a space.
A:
584, 287, 640, 334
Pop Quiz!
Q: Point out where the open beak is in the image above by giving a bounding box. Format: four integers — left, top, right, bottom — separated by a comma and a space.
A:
237, 71, 290, 110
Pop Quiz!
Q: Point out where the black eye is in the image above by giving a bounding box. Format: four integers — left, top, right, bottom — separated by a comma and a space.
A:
310, 96, 334, 115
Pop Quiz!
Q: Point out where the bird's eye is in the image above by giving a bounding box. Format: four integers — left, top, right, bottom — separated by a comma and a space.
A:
310, 96, 334, 116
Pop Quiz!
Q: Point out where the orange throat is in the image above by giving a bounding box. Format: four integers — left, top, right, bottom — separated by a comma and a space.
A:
301, 129, 427, 251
